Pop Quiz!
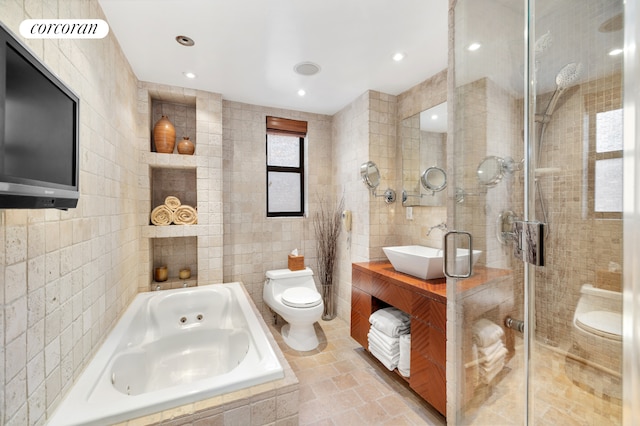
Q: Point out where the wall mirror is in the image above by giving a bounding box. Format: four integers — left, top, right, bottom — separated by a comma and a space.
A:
421, 166, 447, 194
360, 160, 396, 204
360, 160, 381, 189
401, 102, 447, 207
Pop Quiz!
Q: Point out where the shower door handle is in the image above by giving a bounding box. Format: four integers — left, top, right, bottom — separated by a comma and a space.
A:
443, 230, 473, 279
513, 220, 545, 266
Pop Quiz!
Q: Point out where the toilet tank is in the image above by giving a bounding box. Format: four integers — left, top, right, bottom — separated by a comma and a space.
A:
265, 268, 316, 291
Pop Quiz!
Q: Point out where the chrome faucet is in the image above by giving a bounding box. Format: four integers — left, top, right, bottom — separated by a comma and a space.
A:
426, 222, 448, 236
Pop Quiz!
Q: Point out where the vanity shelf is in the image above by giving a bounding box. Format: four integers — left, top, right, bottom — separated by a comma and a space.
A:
351, 261, 511, 417
351, 261, 447, 415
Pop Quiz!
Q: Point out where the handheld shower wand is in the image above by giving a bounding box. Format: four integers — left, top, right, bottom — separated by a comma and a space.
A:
535, 63, 583, 230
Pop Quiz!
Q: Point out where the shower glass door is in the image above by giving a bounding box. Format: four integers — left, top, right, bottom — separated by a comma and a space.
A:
448, 0, 624, 424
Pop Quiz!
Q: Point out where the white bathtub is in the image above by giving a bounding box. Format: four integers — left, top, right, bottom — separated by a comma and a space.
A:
48, 283, 284, 426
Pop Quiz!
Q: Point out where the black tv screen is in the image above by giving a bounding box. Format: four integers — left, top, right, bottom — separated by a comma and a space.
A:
0, 22, 79, 209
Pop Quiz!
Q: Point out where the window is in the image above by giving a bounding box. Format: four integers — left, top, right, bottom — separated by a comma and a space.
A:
584, 91, 622, 219
266, 117, 307, 217
592, 108, 623, 218
594, 108, 623, 212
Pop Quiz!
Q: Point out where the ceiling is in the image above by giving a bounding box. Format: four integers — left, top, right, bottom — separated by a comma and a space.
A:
98, 0, 448, 116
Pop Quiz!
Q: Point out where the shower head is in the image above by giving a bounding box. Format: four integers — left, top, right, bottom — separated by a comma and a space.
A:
555, 62, 583, 89
541, 62, 583, 118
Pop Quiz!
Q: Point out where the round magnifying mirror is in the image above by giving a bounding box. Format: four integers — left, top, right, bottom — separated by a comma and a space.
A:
360, 161, 380, 189
420, 167, 447, 193
476, 156, 505, 187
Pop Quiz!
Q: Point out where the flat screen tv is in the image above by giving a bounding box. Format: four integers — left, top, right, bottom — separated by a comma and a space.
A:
0, 21, 79, 209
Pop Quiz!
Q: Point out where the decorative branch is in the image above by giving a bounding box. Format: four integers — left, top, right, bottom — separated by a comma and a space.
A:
313, 195, 345, 320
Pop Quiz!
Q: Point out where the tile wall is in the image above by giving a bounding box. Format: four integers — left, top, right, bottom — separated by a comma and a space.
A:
332, 91, 372, 321
221, 101, 333, 317
1, 1, 140, 424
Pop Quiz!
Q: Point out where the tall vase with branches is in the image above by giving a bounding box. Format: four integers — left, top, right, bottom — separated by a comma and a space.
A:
313, 195, 344, 320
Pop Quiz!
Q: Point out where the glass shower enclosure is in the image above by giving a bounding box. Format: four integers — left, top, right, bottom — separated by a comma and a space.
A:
447, 0, 625, 423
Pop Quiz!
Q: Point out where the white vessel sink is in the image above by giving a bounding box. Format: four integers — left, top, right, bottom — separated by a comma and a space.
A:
382, 245, 482, 280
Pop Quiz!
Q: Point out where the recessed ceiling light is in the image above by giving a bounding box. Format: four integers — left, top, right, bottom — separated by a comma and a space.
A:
297, 89, 306, 97
294, 62, 321, 76
467, 42, 481, 51
183, 72, 196, 79
392, 52, 406, 62
431, 114, 438, 120
176, 35, 195, 46
608, 48, 624, 56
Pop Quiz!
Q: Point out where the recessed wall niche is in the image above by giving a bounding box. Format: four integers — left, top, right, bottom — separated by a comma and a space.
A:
151, 99, 197, 153
153, 236, 198, 285
150, 167, 197, 212
138, 81, 224, 292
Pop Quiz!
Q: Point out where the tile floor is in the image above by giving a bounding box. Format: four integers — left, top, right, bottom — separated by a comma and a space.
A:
268, 317, 622, 426
267, 317, 446, 426
462, 338, 622, 425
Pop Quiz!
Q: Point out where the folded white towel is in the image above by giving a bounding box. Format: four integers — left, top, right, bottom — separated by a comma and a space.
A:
369, 340, 400, 360
482, 346, 508, 369
369, 344, 399, 371
368, 334, 398, 355
477, 338, 503, 356
480, 358, 505, 384
472, 319, 504, 347
368, 339, 399, 359
368, 328, 400, 350
398, 334, 411, 377
369, 307, 411, 338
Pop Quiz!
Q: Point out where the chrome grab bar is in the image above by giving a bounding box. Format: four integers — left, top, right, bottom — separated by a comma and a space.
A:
443, 230, 473, 279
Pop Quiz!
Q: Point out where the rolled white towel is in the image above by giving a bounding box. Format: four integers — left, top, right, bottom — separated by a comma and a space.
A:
369, 307, 411, 338
472, 318, 504, 347
398, 334, 411, 377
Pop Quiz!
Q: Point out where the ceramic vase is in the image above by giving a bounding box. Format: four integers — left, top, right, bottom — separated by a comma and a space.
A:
177, 136, 195, 155
153, 115, 176, 153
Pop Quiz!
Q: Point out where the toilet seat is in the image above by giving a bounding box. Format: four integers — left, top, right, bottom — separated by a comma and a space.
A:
281, 287, 322, 308
575, 310, 622, 341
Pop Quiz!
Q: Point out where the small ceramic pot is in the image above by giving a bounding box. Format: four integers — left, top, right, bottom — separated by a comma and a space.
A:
177, 136, 195, 155
179, 268, 191, 279
154, 266, 168, 282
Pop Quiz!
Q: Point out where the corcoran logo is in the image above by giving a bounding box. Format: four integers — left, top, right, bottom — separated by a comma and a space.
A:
19, 19, 109, 39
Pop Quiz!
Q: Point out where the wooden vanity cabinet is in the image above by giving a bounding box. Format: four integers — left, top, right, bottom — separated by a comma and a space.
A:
351, 262, 447, 416
409, 293, 447, 415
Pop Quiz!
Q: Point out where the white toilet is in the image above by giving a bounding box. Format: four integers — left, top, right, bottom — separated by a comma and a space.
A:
263, 267, 324, 351
573, 283, 622, 345
567, 283, 622, 398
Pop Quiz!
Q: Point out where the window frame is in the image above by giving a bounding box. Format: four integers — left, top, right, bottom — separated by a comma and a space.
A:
586, 100, 623, 220
265, 116, 307, 218
266, 133, 305, 217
